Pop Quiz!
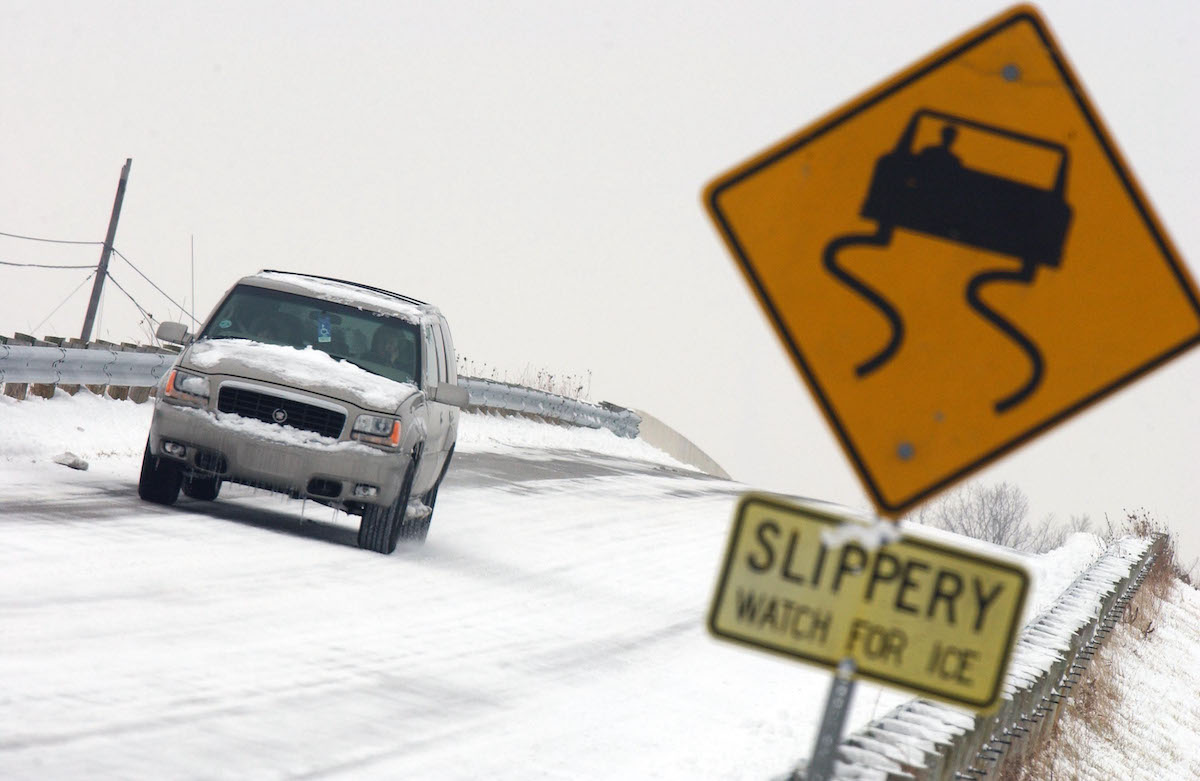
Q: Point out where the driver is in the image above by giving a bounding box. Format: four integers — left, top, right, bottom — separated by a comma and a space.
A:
369, 328, 402, 365
368, 327, 415, 381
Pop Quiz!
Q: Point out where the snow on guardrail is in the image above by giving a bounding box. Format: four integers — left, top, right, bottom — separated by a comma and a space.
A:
458, 377, 640, 438
0, 341, 641, 438
789, 534, 1164, 781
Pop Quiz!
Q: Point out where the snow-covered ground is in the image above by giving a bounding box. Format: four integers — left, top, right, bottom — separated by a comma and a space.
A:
1042, 580, 1200, 780
0, 391, 1163, 779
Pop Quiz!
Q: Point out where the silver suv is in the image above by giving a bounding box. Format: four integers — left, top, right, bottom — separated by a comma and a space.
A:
139, 270, 468, 553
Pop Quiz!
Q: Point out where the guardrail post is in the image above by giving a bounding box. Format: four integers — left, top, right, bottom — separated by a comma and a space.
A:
2, 334, 32, 399
83, 341, 111, 396
20, 333, 58, 399
103, 342, 134, 401
129, 345, 158, 402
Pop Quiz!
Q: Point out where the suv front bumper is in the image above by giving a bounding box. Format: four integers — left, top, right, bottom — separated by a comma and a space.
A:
149, 400, 408, 508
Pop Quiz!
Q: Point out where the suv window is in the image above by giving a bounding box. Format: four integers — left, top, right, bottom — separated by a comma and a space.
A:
431, 322, 448, 384
439, 317, 457, 384
436, 314, 453, 381
199, 284, 422, 385
421, 324, 438, 387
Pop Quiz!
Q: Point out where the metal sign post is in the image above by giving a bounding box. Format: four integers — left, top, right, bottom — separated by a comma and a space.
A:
804, 659, 857, 781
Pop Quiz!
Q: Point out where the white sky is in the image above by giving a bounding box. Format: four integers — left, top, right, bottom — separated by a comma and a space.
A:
2, 1, 1198, 562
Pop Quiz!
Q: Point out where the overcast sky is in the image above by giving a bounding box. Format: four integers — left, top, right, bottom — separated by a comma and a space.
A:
2, 1, 1197, 564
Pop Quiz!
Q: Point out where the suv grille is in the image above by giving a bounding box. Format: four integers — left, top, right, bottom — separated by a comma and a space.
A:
218, 386, 346, 440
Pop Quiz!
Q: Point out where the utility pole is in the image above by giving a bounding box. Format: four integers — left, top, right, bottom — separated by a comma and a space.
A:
80, 158, 132, 342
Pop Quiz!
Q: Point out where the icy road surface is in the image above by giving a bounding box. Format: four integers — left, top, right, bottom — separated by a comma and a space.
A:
0, 393, 1109, 779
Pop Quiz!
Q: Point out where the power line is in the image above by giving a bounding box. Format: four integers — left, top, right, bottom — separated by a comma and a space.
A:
104, 271, 160, 346
111, 247, 195, 324
0, 259, 96, 270
0, 222, 199, 338
0, 229, 103, 246
31, 270, 97, 335
104, 272, 155, 322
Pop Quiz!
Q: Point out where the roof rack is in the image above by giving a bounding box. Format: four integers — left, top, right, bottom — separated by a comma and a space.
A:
259, 270, 428, 307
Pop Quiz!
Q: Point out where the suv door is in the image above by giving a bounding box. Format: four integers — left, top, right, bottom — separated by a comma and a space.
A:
434, 315, 459, 448
418, 322, 449, 488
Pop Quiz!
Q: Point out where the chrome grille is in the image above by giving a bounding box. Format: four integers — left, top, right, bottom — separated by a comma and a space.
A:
217, 386, 346, 440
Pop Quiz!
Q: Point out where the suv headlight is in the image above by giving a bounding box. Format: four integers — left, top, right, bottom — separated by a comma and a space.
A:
352, 414, 401, 449
164, 369, 210, 406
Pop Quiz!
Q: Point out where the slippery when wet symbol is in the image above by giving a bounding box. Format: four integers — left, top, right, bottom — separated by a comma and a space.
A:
704, 5, 1200, 516
823, 110, 1073, 413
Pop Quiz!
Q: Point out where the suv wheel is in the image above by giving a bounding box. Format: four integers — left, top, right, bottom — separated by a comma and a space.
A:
183, 474, 222, 501
138, 438, 183, 505
358, 453, 418, 555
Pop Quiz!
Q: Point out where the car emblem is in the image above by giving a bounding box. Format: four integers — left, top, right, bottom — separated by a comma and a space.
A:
272, 408, 288, 424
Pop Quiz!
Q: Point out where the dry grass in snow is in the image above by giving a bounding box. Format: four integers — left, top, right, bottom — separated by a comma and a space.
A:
1003, 528, 1200, 781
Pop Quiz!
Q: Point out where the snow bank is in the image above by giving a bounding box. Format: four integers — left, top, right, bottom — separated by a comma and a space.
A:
0, 389, 152, 462
901, 523, 1108, 623
456, 410, 689, 469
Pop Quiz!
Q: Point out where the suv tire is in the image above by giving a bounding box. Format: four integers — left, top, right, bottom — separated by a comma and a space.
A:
358, 453, 418, 555
183, 474, 222, 501
138, 439, 183, 505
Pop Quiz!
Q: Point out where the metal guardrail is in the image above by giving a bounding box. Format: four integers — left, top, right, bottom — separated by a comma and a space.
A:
0, 342, 641, 438
794, 534, 1165, 781
0, 343, 175, 386
459, 377, 641, 438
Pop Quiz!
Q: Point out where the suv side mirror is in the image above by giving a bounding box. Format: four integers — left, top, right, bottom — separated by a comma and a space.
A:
156, 321, 192, 345
429, 383, 469, 409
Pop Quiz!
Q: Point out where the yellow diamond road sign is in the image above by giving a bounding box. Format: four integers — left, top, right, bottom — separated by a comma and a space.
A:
709, 495, 1029, 710
704, 5, 1200, 517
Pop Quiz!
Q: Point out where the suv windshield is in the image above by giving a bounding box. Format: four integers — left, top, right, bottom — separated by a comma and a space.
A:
199, 284, 422, 385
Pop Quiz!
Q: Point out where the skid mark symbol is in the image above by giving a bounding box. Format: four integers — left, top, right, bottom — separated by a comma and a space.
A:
822, 109, 1073, 413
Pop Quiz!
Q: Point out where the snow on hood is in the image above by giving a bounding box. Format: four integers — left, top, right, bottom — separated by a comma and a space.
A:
185, 339, 418, 412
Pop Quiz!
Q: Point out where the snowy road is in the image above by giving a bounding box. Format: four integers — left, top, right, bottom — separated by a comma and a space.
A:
0, 394, 1108, 779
